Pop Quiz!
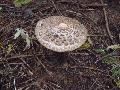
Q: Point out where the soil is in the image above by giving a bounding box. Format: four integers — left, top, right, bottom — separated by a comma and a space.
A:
0, 0, 120, 90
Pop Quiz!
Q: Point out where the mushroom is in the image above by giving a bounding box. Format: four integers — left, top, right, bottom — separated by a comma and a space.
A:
35, 16, 88, 52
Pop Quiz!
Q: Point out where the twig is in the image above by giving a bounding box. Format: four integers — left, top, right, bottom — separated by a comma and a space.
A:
2, 53, 42, 60
69, 52, 89, 55
20, 58, 34, 76
87, 34, 107, 37
65, 10, 82, 17
89, 80, 97, 90
65, 9, 100, 29
119, 34, 120, 41
46, 81, 62, 89
49, 0, 63, 16
34, 55, 52, 76
58, 0, 107, 7
77, 9, 95, 11
8, 63, 23, 65
13, 78, 17, 90
17, 79, 36, 90
80, 4, 107, 8
39, 6, 53, 11
100, 0, 115, 44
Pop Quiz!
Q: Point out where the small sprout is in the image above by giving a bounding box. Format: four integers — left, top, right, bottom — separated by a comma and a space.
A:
6, 44, 13, 54
0, 70, 4, 75
0, 7, 2, 11
14, 28, 31, 50
107, 44, 120, 50
14, 28, 22, 39
23, 36, 31, 51
13, 0, 32, 7
64, 78, 68, 85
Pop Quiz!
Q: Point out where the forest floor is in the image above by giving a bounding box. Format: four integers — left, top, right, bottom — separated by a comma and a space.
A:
0, 0, 120, 90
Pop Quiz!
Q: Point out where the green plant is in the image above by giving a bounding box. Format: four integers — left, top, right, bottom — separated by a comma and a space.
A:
0, 42, 14, 54
13, 0, 32, 7
95, 45, 120, 88
94, 48, 106, 55
111, 65, 120, 77
6, 44, 14, 54
102, 56, 120, 65
101, 55, 120, 78
14, 28, 31, 50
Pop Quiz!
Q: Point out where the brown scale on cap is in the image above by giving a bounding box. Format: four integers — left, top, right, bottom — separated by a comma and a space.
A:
35, 16, 88, 52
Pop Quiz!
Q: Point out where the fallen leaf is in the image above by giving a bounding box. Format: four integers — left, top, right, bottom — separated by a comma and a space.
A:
80, 38, 92, 49
107, 44, 120, 50
0, 42, 4, 49
116, 80, 120, 88
14, 28, 22, 39
0, 7, 2, 11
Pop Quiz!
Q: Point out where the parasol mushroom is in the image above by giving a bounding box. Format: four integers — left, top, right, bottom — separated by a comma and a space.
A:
35, 16, 88, 52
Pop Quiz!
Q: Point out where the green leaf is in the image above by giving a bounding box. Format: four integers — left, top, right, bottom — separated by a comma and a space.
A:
13, 0, 22, 7
13, 0, 32, 7
102, 56, 120, 65
111, 66, 120, 77
22, 0, 32, 4
94, 49, 106, 55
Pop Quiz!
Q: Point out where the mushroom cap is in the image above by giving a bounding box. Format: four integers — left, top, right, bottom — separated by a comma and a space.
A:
35, 16, 88, 52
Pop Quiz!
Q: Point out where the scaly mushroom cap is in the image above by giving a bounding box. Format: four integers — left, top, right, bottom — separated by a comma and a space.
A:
35, 16, 88, 52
